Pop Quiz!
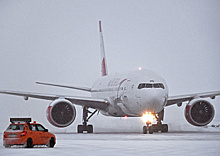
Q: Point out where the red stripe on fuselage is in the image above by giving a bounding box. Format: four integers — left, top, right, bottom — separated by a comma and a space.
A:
99, 21, 102, 32
102, 58, 107, 76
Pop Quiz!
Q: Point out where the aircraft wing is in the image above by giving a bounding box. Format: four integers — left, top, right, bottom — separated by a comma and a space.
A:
0, 90, 109, 110
36, 82, 92, 92
166, 91, 220, 106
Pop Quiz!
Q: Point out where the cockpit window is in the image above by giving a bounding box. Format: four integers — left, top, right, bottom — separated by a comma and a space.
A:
138, 83, 165, 89
138, 84, 145, 89
154, 84, 161, 88
145, 84, 153, 88
159, 84, 165, 89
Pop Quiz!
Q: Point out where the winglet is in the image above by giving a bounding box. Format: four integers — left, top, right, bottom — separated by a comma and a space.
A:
99, 21, 108, 76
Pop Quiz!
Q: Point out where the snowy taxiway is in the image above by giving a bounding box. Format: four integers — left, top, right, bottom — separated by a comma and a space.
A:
0, 132, 220, 156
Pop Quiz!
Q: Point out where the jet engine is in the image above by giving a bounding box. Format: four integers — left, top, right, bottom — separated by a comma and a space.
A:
46, 99, 76, 128
185, 99, 215, 126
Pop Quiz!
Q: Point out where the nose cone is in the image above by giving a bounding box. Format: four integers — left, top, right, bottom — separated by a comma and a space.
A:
146, 90, 166, 111
134, 89, 167, 115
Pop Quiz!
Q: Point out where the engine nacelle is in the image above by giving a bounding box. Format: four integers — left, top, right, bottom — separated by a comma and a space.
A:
46, 99, 76, 128
185, 99, 215, 126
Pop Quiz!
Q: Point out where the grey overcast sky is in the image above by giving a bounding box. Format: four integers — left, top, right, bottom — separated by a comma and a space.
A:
0, 0, 220, 132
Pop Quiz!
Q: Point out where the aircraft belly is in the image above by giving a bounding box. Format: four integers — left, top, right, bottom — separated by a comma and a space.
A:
103, 104, 127, 117
117, 103, 138, 117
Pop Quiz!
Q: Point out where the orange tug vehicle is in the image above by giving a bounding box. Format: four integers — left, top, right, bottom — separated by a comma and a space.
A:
3, 118, 56, 148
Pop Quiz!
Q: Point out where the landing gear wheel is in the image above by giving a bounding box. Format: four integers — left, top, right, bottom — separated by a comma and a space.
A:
87, 125, 93, 133
77, 125, 84, 133
150, 124, 168, 133
151, 125, 158, 132
143, 125, 153, 134
161, 124, 168, 132
77, 124, 94, 133
149, 127, 153, 134
143, 126, 147, 134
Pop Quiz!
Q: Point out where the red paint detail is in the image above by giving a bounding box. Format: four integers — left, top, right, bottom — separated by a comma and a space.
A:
185, 105, 193, 124
120, 79, 127, 85
47, 105, 62, 127
47, 106, 54, 126
185, 104, 201, 126
102, 58, 107, 76
99, 21, 102, 32
47, 106, 60, 127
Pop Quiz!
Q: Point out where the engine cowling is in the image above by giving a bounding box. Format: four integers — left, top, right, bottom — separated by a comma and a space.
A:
185, 99, 215, 126
46, 99, 76, 128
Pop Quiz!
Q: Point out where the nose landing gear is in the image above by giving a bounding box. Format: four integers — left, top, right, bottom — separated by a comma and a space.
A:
143, 121, 153, 134
143, 109, 168, 134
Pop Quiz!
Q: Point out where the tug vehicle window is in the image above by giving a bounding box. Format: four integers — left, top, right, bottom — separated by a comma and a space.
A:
36, 125, 46, 131
7, 125, 25, 131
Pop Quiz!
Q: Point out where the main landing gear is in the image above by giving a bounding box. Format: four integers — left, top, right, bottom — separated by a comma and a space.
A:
143, 109, 168, 134
77, 107, 97, 133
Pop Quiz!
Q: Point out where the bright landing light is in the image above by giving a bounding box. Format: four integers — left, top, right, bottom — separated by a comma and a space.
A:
142, 112, 155, 123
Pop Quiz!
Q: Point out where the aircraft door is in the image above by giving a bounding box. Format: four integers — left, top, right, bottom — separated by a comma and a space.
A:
117, 79, 131, 99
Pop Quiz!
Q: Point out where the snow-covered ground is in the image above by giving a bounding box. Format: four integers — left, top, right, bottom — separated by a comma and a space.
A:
0, 132, 220, 156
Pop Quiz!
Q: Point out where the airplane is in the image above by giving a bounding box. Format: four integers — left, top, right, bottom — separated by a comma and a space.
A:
0, 21, 220, 134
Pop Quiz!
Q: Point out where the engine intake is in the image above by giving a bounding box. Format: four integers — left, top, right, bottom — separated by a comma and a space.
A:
47, 99, 76, 128
185, 99, 215, 126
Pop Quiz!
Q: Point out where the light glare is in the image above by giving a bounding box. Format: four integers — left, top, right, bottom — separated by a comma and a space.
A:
142, 112, 155, 123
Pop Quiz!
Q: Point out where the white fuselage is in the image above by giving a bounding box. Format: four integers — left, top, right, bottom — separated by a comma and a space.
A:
91, 69, 168, 117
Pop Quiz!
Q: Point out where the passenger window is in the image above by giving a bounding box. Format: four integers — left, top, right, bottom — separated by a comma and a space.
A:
31, 125, 37, 131
7, 125, 17, 130
36, 125, 45, 131
7, 125, 25, 130
19, 125, 24, 130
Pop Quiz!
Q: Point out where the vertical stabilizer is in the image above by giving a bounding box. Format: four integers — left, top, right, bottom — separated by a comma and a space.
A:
99, 21, 108, 76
